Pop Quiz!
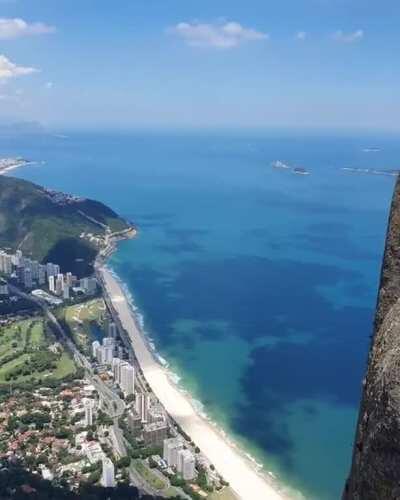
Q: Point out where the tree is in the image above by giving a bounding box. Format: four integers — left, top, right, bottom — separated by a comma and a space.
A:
125, 394, 135, 403
117, 456, 131, 468
87, 469, 101, 484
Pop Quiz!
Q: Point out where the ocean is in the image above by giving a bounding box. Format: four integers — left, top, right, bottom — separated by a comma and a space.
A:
3, 129, 399, 499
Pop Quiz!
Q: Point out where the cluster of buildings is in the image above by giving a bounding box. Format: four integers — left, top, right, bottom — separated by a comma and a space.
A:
0, 381, 120, 491
91, 324, 170, 450
163, 438, 196, 481
0, 248, 97, 300
92, 322, 135, 397
126, 392, 170, 448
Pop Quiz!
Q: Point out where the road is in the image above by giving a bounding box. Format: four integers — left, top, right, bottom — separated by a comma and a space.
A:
9, 282, 170, 497
8, 283, 125, 419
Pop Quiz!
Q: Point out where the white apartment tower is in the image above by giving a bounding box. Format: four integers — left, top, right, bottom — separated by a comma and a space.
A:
135, 392, 150, 423
112, 357, 121, 383
65, 272, 74, 287
120, 363, 135, 396
92, 340, 101, 359
163, 438, 184, 468
55, 273, 64, 295
49, 275, 56, 293
102, 345, 113, 365
84, 398, 95, 427
108, 322, 117, 338
101, 457, 115, 488
177, 449, 196, 480
0, 252, 13, 275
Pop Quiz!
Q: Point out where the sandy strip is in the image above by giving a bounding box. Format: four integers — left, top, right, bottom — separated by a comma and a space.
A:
0, 161, 35, 175
101, 266, 287, 500
0, 164, 23, 175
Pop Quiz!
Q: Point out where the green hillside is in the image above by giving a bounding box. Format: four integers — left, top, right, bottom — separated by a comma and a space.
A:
0, 175, 130, 276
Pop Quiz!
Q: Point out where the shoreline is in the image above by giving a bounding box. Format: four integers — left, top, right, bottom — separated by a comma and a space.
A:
0, 160, 38, 176
108, 269, 267, 469
98, 258, 295, 500
7, 156, 296, 499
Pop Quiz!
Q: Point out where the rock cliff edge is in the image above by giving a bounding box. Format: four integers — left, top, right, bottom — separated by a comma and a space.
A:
344, 176, 400, 499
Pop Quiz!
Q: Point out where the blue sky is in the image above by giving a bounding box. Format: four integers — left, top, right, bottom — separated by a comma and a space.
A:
0, 0, 399, 130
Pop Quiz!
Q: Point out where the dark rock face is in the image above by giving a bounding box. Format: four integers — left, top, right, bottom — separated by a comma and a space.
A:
344, 176, 400, 499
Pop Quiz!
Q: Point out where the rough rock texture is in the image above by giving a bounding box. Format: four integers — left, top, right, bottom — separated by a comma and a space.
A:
344, 176, 400, 499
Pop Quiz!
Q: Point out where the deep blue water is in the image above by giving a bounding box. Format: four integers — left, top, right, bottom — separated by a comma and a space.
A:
3, 129, 399, 499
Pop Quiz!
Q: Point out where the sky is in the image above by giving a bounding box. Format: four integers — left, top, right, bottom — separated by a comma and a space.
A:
0, 0, 399, 131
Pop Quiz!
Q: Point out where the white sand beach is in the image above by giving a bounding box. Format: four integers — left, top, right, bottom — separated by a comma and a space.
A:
101, 266, 287, 500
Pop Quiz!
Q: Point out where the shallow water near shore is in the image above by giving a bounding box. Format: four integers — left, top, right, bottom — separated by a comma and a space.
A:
6, 129, 400, 499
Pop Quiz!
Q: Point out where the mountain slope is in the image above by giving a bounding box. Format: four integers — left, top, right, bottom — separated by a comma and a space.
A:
0, 175, 131, 277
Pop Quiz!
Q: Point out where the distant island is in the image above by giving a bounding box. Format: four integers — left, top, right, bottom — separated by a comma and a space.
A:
272, 160, 310, 176
272, 160, 291, 170
292, 167, 310, 176
341, 167, 399, 177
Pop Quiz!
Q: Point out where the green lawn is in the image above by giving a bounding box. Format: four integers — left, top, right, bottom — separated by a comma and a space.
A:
62, 298, 106, 350
0, 353, 31, 383
29, 321, 45, 346
165, 487, 183, 498
0, 318, 76, 385
132, 460, 166, 491
0, 320, 31, 358
53, 352, 76, 379
208, 488, 239, 500
64, 298, 105, 324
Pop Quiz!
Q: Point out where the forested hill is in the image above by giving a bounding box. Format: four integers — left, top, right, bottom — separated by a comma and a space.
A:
0, 175, 131, 276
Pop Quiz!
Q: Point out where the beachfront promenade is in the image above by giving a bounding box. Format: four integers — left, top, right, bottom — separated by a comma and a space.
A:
100, 266, 285, 500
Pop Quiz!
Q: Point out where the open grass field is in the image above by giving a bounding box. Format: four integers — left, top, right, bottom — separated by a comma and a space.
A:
132, 460, 166, 491
65, 298, 106, 324
208, 488, 239, 500
62, 298, 106, 351
0, 318, 76, 385
0, 319, 32, 358
52, 352, 76, 379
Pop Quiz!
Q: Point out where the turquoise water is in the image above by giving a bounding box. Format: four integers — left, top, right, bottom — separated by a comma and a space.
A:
4, 129, 399, 499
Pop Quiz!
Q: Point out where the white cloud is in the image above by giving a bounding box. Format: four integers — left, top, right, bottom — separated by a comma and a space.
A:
0, 54, 38, 81
296, 31, 307, 41
168, 21, 269, 49
0, 18, 55, 39
333, 30, 364, 43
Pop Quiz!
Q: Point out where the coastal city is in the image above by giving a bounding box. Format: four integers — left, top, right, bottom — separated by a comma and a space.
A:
1, 1, 399, 498
0, 245, 233, 500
